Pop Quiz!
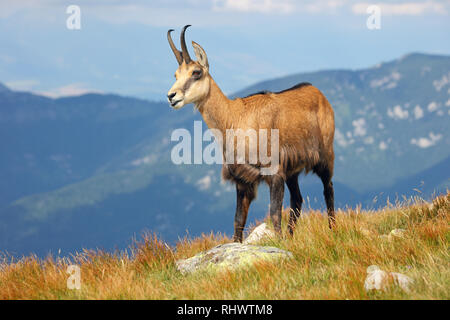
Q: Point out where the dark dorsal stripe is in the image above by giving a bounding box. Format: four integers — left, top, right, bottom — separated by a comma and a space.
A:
244, 82, 312, 98
275, 82, 312, 94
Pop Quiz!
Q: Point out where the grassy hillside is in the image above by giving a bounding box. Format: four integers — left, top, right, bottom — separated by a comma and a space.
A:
0, 192, 448, 300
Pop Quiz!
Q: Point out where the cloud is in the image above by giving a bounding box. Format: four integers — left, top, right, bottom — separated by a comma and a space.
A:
37, 83, 102, 98
0, 0, 229, 27
410, 132, 442, 148
0, 0, 353, 25
213, 0, 350, 14
214, 0, 449, 16
2, 0, 448, 28
131, 155, 157, 167
335, 129, 349, 147
5, 79, 40, 91
303, 0, 348, 13
387, 105, 409, 120
213, 0, 295, 14
427, 101, 439, 112
89, 4, 235, 27
0, 0, 43, 18
352, 117, 367, 136
196, 175, 212, 191
413, 105, 424, 119
352, 1, 448, 16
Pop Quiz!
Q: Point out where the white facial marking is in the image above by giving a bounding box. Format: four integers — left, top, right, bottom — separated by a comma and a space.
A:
167, 63, 209, 109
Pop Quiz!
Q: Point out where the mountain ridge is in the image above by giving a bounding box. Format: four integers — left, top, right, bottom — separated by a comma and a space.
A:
0, 52, 449, 257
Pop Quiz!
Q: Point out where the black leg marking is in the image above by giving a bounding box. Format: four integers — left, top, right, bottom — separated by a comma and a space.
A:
314, 164, 335, 229
286, 173, 303, 235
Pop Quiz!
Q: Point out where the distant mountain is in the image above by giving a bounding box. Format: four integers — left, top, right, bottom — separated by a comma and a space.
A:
0, 53, 449, 257
0, 82, 10, 93
0, 88, 167, 206
384, 155, 450, 198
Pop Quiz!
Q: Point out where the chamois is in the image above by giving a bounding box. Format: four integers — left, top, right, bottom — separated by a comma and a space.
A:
167, 25, 335, 242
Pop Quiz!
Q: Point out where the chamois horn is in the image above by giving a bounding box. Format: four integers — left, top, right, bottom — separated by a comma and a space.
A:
180, 25, 192, 64
167, 29, 183, 65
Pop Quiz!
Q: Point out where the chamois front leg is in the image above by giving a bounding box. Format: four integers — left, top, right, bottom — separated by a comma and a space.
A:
269, 175, 284, 235
232, 183, 256, 242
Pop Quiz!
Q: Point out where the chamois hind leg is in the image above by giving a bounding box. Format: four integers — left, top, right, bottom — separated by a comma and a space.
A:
286, 173, 303, 235
233, 183, 257, 242
314, 163, 336, 229
269, 174, 285, 235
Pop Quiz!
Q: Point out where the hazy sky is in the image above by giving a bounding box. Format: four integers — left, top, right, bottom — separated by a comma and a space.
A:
0, 0, 449, 100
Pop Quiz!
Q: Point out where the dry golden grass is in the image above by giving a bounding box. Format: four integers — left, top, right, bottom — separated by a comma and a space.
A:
0, 192, 448, 300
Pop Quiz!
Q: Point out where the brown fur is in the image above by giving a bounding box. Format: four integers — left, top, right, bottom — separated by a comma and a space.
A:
196, 77, 335, 184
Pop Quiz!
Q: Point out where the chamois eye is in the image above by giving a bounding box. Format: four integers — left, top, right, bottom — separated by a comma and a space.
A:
192, 70, 202, 78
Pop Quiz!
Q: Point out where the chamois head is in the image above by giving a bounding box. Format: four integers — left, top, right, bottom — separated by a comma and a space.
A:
167, 25, 210, 109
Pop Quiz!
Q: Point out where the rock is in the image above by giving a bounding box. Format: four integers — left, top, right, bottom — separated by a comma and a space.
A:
176, 243, 293, 275
389, 228, 406, 239
364, 265, 390, 291
364, 265, 413, 293
379, 228, 407, 241
366, 265, 381, 274
243, 223, 276, 244
390, 272, 414, 293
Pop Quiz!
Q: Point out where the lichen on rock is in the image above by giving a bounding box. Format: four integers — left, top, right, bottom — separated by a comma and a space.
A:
176, 243, 293, 275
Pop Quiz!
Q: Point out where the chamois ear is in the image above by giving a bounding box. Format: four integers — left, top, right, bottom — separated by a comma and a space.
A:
192, 41, 209, 70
